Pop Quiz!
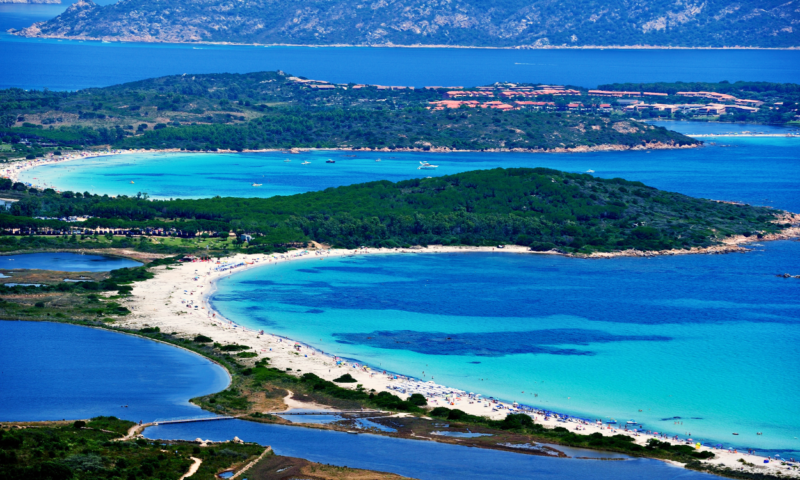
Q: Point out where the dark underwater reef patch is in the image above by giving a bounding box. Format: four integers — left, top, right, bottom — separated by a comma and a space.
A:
333, 329, 671, 357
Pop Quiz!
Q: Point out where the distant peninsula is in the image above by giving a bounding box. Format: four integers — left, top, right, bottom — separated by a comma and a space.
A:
0, 0, 59, 3
0, 71, 701, 155
9, 0, 799, 48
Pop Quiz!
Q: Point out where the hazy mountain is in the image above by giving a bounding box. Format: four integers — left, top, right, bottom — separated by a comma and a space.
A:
11, 0, 800, 48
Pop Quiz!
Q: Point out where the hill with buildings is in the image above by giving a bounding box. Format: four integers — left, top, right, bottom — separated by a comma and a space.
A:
0, 71, 699, 156
10, 0, 799, 48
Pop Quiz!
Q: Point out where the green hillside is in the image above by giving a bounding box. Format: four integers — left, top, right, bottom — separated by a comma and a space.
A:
0, 167, 787, 254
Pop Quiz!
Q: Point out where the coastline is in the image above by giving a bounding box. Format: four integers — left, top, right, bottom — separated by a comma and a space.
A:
8, 32, 800, 50
115, 245, 799, 477
6, 141, 699, 191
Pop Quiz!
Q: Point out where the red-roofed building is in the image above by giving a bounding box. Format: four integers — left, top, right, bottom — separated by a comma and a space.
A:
514, 101, 555, 110
588, 90, 642, 98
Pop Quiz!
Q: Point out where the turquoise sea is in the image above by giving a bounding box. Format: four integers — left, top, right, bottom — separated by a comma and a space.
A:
16, 121, 800, 455
19, 136, 800, 211
211, 244, 800, 455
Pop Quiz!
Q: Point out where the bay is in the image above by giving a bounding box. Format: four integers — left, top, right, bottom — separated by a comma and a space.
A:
211, 243, 800, 455
19, 135, 800, 215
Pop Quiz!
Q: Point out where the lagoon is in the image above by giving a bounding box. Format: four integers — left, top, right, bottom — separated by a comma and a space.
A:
0, 252, 141, 271
0, 321, 229, 422
146, 419, 717, 480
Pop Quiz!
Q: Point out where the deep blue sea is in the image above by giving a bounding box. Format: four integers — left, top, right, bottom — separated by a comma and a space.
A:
0, 321, 229, 422
146, 420, 718, 480
2, 4, 800, 91
0, 252, 141, 271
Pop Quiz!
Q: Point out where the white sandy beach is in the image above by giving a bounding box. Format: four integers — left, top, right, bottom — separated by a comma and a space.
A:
117, 246, 799, 477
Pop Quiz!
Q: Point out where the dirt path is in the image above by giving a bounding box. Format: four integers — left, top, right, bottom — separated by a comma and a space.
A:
231, 447, 273, 479
179, 457, 202, 480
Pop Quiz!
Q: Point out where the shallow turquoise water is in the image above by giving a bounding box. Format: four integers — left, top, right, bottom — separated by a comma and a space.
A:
212, 244, 800, 455
20, 136, 800, 214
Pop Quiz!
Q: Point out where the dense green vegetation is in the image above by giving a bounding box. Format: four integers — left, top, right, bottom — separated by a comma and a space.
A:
1, 168, 787, 255
12, 0, 799, 48
0, 71, 696, 159
0, 417, 264, 480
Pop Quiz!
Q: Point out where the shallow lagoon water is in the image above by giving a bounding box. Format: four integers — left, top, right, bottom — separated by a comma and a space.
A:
0, 252, 142, 271
146, 419, 717, 480
0, 321, 229, 422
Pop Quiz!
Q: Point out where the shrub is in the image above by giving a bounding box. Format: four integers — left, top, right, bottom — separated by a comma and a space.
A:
219, 344, 249, 351
497, 413, 534, 430
72, 420, 86, 429
34, 302, 45, 308
429, 407, 451, 418
194, 335, 213, 343
333, 373, 357, 383
408, 393, 427, 406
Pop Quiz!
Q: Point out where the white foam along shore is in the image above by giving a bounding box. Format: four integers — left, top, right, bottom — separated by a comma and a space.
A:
117, 247, 799, 477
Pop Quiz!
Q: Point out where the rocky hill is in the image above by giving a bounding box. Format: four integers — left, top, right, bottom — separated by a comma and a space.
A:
10, 0, 800, 48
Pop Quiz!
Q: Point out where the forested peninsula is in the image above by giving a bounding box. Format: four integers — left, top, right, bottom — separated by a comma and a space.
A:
10, 0, 799, 48
0, 168, 790, 256
0, 71, 698, 157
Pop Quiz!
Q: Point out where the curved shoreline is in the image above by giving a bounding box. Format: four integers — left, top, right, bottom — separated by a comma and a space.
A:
114, 246, 799, 477
7, 142, 699, 192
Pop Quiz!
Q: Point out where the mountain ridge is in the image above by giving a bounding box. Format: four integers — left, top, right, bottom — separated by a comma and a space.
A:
10, 0, 800, 48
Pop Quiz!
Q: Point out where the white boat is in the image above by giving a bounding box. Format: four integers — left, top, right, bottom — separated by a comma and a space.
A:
301, 161, 311, 165
586, 169, 595, 173
375, 159, 381, 162
284, 159, 291, 162
626, 420, 637, 424
252, 183, 262, 187
418, 161, 438, 170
